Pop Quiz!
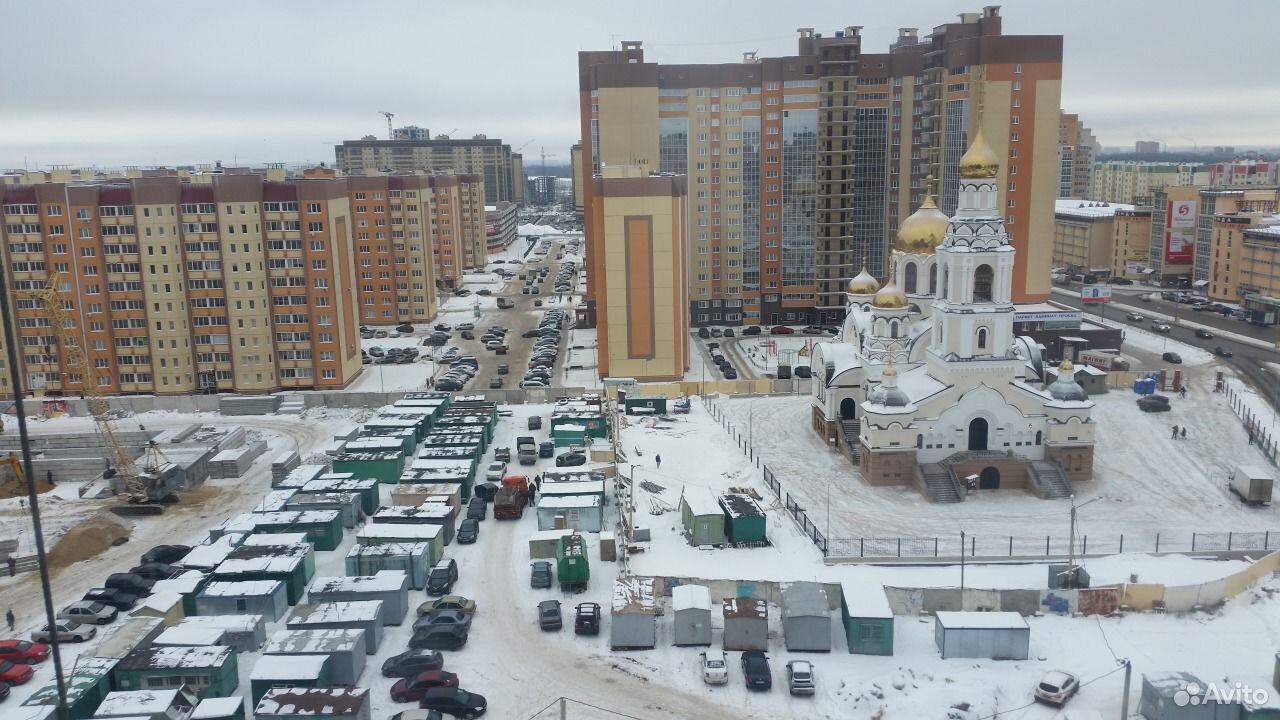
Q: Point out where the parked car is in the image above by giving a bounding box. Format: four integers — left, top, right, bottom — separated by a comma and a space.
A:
530, 561, 553, 589
770, 325, 795, 335
130, 563, 181, 581
1125, 312, 1145, 322
456, 519, 479, 545
0, 640, 49, 665
397, 324, 415, 334
425, 559, 459, 597
1137, 395, 1171, 413
82, 587, 137, 611
1033, 670, 1079, 706
1162, 351, 1183, 364
801, 325, 824, 335
57, 601, 117, 625
786, 660, 816, 696
409, 625, 468, 651
104, 573, 153, 597
382, 649, 444, 678
388, 711, 444, 720
743, 326, 763, 336
140, 545, 190, 565
1194, 329, 1215, 339
391, 671, 459, 704
0, 658, 34, 685
466, 497, 487, 522
574, 603, 600, 636
413, 610, 473, 634
1214, 346, 1234, 358
419, 687, 488, 719
793, 366, 812, 379
528, 416, 542, 430
496, 365, 510, 375
700, 650, 728, 685
698, 327, 711, 339
418, 596, 477, 617
485, 462, 507, 483
555, 452, 586, 467
537, 600, 562, 631
539, 441, 555, 459
31, 621, 95, 643
741, 651, 772, 691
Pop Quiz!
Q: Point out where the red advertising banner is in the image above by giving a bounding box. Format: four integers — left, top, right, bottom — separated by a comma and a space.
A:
1165, 200, 1196, 264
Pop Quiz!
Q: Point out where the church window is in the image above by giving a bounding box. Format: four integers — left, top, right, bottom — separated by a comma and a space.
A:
916, 434, 923, 449
1035, 430, 1042, 446
929, 264, 937, 294
977, 327, 988, 350
890, 321, 900, 338
903, 262, 917, 293
974, 264, 993, 302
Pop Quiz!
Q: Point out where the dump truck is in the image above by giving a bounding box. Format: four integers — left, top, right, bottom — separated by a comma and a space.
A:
517, 436, 538, 466
556, 533, 590, 593
1229, 464, 1275, 505
494, 486, 525, 519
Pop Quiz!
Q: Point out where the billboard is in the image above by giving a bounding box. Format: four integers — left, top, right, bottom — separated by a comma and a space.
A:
1081, 286, 1112, 304
1164, 199, 1197, 264
1169, 200, 1196, 228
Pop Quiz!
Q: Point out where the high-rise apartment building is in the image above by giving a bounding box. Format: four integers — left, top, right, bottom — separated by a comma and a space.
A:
588, 165, 689, 381
579, 6, 1062, 327
1052, 199, 1152, 279
0, 175, 367, 396
1092, 161, 1207, 204
1208, 159, 1279, 187
343, 176, 445, 322
1134, 140, 1161, 154
570, 144, 585, 214
335, 135, 525, 206
393, 126, 431, 141
1146, 185, 1279, 286
1057, 112, 1098, 198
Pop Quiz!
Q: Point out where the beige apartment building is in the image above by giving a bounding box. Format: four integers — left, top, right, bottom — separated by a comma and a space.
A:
570, 144, 584, 214
1052, 199, 1152, 279
334, 135, 525, 206
1093, 161, 1208, 204
1204, 189, 1280, 302
1057, 112, 1098, 198
588, 166, 689, 381
580, 6, 1064, 331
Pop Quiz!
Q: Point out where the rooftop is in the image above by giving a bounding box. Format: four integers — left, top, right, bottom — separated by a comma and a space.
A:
192, 697, 246, 720
153, 627, 225, 647
672, 584, 712, 612
538, 495, 601, 509
839, 581, 894, 619
719, 493, 764, 520
310, 570, 408, 593
118, 644, 232, 670
249, 653, 329, 681
356, 523, 442, 541
288, 601, 384, 624
613, 577, 656, 614
934, 611, 1028, 630
254, 687, 369, 716
264, 628, 366, 654
97, 688, 196, 715
681, 486, 722, 517
723, 597, 768, 620
200, 580, 282, 597
1055, 199, 1136, 219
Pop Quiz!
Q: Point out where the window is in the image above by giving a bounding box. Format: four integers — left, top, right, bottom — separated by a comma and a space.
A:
903, 262, 917, 294
977, 327, 988, 350
1013, 63, 1022, 74
973, 264, 993, 302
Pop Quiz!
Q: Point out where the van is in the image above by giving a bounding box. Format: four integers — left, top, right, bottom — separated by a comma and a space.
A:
425, 559, 459, 596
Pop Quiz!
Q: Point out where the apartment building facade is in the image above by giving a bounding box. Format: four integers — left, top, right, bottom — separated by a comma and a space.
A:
570, 144, 585, 214
1147, 185, 1279, 287
0, 175, 373, 396
1052, 199, 1151, 280
579, 6, 1062, 328
343, 176, 442, 323
1057, 112, 1097, 198
1092, 161, 1207, 205
334, 136, 525, 206
1208, 159, 1279, 187
485, 201, 518, 251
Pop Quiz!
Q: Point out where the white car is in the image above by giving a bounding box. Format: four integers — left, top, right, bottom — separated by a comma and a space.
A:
32, 620, 96, 643
58, 601, 118, 625
1034, 670, 1079, 706
700, 649, 728, 685
485, 462, 507, 483
786, 660, 816, 696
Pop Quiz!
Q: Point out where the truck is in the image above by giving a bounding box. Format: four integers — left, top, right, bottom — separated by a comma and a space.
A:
673, 397, 691, 414
496, 298, 515, 309
555, 533, 589, 592
1229, 464, 1275, 505
517, 436, 538, 466
1077, 350, 1130, 372
494, 486, 525, 519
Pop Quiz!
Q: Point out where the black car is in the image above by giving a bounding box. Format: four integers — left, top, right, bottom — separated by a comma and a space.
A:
82, 587, 138, 611
538, 441, 555, 458
104, 573, 154, 597
426, 559, 459, 597
472, 482, 499, 502
397, 323, 415, 333
496, 365, 509, 375
697, 327, 711, 339
1214, 346, 1234, 358
793, 366, 812, 379
555, 452, 586, 467
1137, 395, 1171, 413
139, 545, 190, 565
574, 602, 601, 636
742, 325, 762, 336
1194, 329, 1214, 339
409, 625, 468, 651
538, 600, 562, 631
456, 519, 479, 545
741, 651, 772, 691
460, 330, 475, 340
1162, 351, 1183, 364
382, 649, 445, 678
466, 497, 487, 521
419, 688, 488, 719
530, 561, 553, 589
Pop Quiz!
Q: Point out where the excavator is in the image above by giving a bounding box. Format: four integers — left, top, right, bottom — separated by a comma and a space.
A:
25, 275, 174, 516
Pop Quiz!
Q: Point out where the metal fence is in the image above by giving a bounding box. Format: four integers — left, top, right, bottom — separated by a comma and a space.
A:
827, 530, 1280, 560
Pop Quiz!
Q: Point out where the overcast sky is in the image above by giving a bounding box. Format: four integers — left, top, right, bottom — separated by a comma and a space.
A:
2, 0, 1276, 170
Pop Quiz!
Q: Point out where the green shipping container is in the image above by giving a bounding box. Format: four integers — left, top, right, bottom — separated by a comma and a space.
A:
249, 653, 331, 706
250, 511, 344, 552
212, 554, 309, 605
680, 487, 726, 546
552, 424, 588, 448
302, 477, 380, 515
839, 581, 895, 656
624, 395, 668, 415
332, 451, 405, 485
551, 412, 608, 438
21, 657, 116, 719
113, 645, 239, 699
720, 494, 767, 544
556, 534, 590, 591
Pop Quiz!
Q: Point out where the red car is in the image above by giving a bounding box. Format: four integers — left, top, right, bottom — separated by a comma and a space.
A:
770, 325, 795, 335
390, 670, 459, 703
0, 658, 34, 684
0, 639, 50, 664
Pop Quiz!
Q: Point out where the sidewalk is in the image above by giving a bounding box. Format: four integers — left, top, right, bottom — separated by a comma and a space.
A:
1052, 287, 1275, 352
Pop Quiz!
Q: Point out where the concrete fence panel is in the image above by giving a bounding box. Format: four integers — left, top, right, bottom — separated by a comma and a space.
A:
1221, 550, 1280, 597
1118, 583, 1165, 610
1039, 589, 1078, 615
921, 588, 963, 613
998, 589, 1043, 616
885, 587, 925, 615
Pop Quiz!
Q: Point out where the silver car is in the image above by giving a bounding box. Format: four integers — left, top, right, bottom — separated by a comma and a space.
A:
32, 620, 96, 643
58, 601, 118, 625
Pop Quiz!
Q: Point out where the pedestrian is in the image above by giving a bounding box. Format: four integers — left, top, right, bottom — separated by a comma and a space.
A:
1172, 425, 1179, 439
1181, 427, 1187, 440
1180, 386, 1187, 399
655, 454, 662, 469
1249, 431, 1255, 445
4, 609, 12, 632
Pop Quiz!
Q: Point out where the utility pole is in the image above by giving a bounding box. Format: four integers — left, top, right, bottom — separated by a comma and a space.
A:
1119, 658, 1132, 720
1068, 495, 1100, 585
960, 530, 966, 594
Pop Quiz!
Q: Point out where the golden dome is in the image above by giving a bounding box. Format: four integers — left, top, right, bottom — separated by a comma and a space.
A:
896, 190, 949, 254
959, 125, 1000, 178
872, 278, 908, 309
1059, 359, 1074, 373
847, 266, 881, 295
882, 365, 898, 378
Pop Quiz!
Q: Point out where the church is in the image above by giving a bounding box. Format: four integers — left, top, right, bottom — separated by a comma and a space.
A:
809, 129, 1095, 502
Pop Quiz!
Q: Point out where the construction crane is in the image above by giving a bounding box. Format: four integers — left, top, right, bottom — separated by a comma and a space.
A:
0, 452, 25, 493
379, 111, 395, 140
25, 274, 170, 515
514, 139, 534, 153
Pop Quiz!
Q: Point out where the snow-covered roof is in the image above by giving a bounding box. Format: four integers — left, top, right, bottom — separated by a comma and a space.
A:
300, 478, 377, 493
543, 471, 606, 484
1055, 199, 1136, 219
934, 611, 1028, 630
373, 503, 456, 520
117, 644, 232, 670
150, 574, 206, 597
288, 601, 383, 624
538, 495, 601, 509
178, 536, 239, 570
253, 490, 298, 512
131, 591, 184, 614
215, 555, 301, 575
336, 450, 401, 462
346, 542, 429, 559
1236, 464, 1275, 480
255, 687, 369, 715
310, 570, 408, 593
391, 483, 460, 496
723, 597, 767, 620
529, 528, 575, 542
153, 627, 224, 647
192, 697, 246, 720
538, 480, 605, 497
613, 577, 656, 614
342, 437, 405, 452
681, 486, 722, 517
253, 510, 340, 526
394, 398, 447, 408
672, 584, 712, 612
264, 628, 365, 654
97, 689, 194, 715
212, 513, 258, 534
280, 464, 328, 487
410, 458, 473, 471
356, 523, 442, 542
178, 615, 262, 633
817, 342, 862, 382
895, 366, 948, 403
781, 582, 829, 618
839, 581, 893, 619
249, 653, 329, 681
244, 532, 310, 547
719, 493, 763, 519
200, 580, 282, 598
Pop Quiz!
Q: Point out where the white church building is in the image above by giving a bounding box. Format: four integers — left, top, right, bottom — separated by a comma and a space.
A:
809, 129, 1095, 502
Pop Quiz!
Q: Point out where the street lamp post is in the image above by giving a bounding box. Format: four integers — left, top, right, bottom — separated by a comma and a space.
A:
1067, 494, 1101, 582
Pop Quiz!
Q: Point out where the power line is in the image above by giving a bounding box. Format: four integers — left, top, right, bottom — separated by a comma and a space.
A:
974, 664, 1127, 719
521, 696, 654, 720
1095, 615, 1120, 661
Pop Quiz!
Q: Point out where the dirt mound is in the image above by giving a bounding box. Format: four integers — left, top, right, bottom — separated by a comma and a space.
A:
47, 513, 131, 568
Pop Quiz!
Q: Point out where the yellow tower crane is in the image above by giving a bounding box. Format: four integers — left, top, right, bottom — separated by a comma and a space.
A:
24, 274, 168, 514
